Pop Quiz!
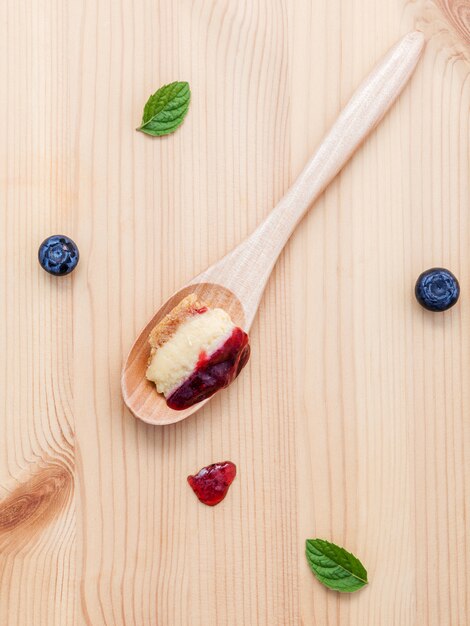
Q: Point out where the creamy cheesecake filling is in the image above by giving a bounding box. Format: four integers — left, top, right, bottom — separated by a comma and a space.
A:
146, 308, 235, 396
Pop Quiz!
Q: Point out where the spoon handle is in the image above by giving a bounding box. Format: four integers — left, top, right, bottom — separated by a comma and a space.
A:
197, 31, 425, 327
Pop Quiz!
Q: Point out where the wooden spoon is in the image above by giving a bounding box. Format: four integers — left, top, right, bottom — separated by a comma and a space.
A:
122, 31, 425, 426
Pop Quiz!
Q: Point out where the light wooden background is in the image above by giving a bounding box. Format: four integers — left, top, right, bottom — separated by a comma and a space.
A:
0, 1, 469, 625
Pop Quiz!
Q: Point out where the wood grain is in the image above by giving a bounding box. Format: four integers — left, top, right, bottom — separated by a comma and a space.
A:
437, 0, 470, 42
0, 1, 469, 625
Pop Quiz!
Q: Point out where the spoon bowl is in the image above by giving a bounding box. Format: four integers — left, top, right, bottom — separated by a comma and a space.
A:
122, 31, 425, 425
122, 282, 246, 425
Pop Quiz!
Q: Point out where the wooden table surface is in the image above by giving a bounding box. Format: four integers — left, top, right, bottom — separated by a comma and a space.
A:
1, 1, 469, 625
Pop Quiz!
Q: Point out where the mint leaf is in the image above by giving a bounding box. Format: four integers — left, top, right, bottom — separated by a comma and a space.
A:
137, 81, 191, 136
305, 539, 368, 593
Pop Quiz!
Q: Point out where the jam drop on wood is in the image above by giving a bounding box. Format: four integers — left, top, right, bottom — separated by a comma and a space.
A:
187, 461, 237, 506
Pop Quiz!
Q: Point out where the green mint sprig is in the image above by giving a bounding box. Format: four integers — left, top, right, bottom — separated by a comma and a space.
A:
305, 538, 368, 593
137, 81, 191, 137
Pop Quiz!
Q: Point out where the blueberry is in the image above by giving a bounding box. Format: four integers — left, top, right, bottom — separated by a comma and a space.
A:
38, 235, 79, 276
415, 268, 460, 312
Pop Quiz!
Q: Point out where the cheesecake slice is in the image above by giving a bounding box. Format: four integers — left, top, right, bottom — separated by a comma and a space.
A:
146, 293, 250, 410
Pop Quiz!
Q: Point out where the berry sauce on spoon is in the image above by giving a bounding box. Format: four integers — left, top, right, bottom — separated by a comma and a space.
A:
167, 328, 250, 410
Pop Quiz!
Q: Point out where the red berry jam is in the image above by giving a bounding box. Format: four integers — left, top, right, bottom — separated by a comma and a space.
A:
187, 461, 237, 506
166, 327, 250, 410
